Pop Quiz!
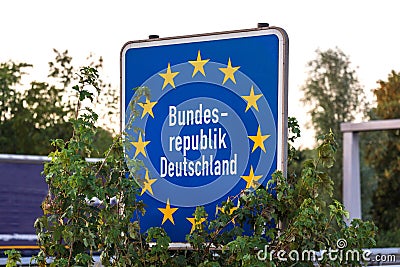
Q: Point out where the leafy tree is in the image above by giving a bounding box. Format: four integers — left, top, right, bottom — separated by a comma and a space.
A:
0, 50, 116, 156
301, 47, 367, 200
0, 61, 31, 152
0, 61, 31, 122
9, 81, 72, 154
365, 70, 400, 246
358, 131, 379, 221
48, 49, 119, 134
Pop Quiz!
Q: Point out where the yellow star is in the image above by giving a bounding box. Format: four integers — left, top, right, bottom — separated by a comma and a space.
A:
248, 126, 270, 153
158, 199, 178, 225
131, 133, 150, 158
140, 169, 157, 195
159, 63, 179, 89
216, 199, 239, 224
187, 216, 206, 234
137, 98, 157, 118
242, 86, 262, 112
240, 166, 263, 189
188, 50, 209, 77
219, 58, 240, 85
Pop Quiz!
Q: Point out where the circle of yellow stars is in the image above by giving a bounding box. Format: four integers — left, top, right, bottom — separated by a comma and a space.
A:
131, 50, 272, 231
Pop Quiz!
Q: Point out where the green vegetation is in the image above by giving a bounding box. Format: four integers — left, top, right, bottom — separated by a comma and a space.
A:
4, 249, 21, 267
0, 49, 116, 156
301, 47, 368, 201
365, 70, 400, 246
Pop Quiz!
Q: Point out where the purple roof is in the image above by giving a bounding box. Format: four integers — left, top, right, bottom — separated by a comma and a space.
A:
0, 155, 48, 246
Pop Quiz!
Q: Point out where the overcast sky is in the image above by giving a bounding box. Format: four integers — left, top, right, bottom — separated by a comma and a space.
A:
1, 0, 399, 148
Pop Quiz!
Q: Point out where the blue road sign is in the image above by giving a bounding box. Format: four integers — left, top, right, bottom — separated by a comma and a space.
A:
121, 27, 288, 242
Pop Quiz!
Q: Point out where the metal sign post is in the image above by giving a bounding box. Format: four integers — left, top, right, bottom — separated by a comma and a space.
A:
121, 26, 288, 241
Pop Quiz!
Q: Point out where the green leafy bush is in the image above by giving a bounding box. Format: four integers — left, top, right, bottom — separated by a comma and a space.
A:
4, 249, 21, 267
